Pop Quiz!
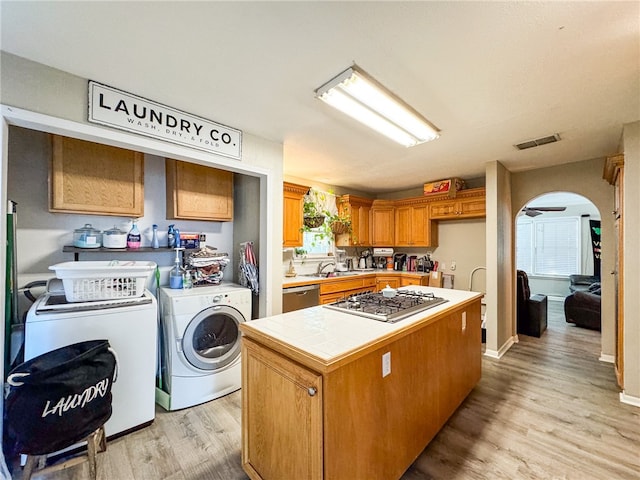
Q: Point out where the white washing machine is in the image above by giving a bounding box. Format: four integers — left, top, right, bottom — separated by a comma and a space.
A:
24, 287, 158, 440
158, 283, 252, 410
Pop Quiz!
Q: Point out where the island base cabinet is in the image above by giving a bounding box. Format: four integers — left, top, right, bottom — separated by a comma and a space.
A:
241, 299, 481, 480
242, 338, 323, 480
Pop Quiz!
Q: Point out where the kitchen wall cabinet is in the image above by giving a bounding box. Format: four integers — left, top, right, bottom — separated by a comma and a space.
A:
242, 338, 323, 480
335, 195, 373, 247
394, 198, 438, 247
283, 182, 309, 247
165, 159, 233, 221
428, 187, 486, 220
50, 134, 144, 216
370, 200, 395, 246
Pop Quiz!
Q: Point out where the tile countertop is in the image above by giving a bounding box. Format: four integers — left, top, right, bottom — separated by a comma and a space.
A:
282, 270, 430, 287
241, 286, 483, 367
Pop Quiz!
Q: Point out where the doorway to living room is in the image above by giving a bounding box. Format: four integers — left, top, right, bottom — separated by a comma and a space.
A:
515, 192, 602, 350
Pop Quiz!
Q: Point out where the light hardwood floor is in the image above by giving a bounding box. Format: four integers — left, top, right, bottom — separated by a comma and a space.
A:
11, 300, 640, 479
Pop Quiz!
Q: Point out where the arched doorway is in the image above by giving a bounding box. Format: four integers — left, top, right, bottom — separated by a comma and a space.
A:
515, 192, 602, 346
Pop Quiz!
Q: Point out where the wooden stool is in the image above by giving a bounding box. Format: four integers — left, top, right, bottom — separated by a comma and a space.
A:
22, 425, 107, 480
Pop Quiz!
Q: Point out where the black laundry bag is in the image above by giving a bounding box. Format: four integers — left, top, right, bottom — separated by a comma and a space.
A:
4, 339, 117, 455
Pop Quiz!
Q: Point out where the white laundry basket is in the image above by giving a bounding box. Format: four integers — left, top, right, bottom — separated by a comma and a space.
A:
49, 261, 157, 302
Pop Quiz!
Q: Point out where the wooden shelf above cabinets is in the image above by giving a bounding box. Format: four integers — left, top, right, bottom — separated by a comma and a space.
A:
428, 187, 486, 220
283, 181, 309, 248
50, 135, 144, 217
165, 159, 233, 221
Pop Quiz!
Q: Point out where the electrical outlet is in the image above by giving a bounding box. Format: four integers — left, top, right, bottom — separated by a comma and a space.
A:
440, 262, 446, 271
382, 352, 391, 377
450, 261, 456, 271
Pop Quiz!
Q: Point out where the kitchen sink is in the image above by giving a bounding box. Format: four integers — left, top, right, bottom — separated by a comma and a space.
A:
299, 271, 360, 279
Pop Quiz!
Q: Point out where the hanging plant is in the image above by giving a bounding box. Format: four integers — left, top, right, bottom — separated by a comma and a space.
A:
328, 214, 352, 235
302, 192, 327, 232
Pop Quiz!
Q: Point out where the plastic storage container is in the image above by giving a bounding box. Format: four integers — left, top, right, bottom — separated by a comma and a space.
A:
102, 226, 127, 248
73, 224, 102, 249
49, 261, 156, 302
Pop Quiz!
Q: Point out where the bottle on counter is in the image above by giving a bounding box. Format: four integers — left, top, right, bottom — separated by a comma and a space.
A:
127, 219, 141, 249
167, 224, 176, 249
170, 248, 184, 289
151, 224, 159, 249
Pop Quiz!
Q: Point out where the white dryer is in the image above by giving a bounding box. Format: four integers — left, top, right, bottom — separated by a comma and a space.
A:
158, 283, 251, 410
25, 288, 158, 439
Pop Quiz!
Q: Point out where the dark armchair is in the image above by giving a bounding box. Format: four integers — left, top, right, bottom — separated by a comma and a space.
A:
569, 274, 600, 293
516, 270, 548, 337
564, 283, 601, 330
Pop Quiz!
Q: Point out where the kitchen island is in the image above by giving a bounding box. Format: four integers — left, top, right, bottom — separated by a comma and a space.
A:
240, 286, 483, 480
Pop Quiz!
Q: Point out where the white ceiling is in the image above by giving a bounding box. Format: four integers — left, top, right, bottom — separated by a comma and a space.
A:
1, 1, 638, 194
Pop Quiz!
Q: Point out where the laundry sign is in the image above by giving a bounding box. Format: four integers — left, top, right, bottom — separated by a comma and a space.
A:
88, 81, 242, 159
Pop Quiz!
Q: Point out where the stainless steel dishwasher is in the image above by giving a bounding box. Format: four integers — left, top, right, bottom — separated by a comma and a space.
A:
282, 284, 320, 312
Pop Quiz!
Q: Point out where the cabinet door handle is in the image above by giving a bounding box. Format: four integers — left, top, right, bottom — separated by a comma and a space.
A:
307, 387, 317, 397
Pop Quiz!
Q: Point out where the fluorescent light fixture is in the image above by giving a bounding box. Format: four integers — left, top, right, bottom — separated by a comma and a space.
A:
315, 65, 439, 147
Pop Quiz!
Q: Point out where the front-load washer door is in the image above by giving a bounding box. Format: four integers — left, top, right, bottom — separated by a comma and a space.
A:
182, 305, 243, 371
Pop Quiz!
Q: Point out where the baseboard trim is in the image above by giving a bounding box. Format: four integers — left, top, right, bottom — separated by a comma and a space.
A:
619, 392, 640, 408
547, 295, 565, 302
484, 336, 516, 359
599, 353, 615, 364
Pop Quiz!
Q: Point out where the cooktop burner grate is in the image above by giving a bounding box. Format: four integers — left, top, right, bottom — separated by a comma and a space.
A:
323, 290, 448, 323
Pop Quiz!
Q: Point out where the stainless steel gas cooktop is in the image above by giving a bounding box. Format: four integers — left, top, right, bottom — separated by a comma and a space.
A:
323, 290, 448, 323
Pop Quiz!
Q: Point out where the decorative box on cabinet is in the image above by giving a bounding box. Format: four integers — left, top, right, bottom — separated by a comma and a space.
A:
394, 198, 438, 247
50, 134, 144, 216
370, 200, 395, 246
335, 195, 373, 247
429, 188, 486, 220
283, 182, 309, 247
165, 159, 233, 221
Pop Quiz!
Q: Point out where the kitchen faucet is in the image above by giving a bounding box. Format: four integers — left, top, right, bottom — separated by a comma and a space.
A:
316, 261, 335, 275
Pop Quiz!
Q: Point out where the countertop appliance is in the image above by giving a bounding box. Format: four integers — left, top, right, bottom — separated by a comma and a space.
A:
158, 283, 251, 410
283, 284, 319, 313
324, 290, 447, 323
25, 286, 158, 442
393, 253, 407, 271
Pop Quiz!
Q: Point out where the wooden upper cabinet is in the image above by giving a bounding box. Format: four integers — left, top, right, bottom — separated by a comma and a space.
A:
283, 182, 309, 247
394, 199, 437, 247
370, 200, 395, 246
50, 135, 144, 216
335, 195, 373, 247
429, 188, 486, 220
165, 159, 233, 221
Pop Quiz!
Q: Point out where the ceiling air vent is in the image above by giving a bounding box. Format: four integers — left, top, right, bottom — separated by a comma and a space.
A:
515, 133, 561, 150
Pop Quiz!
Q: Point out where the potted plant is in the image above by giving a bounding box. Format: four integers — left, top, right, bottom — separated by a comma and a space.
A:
328, 212, 352, 235
302, 196, 326, 229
